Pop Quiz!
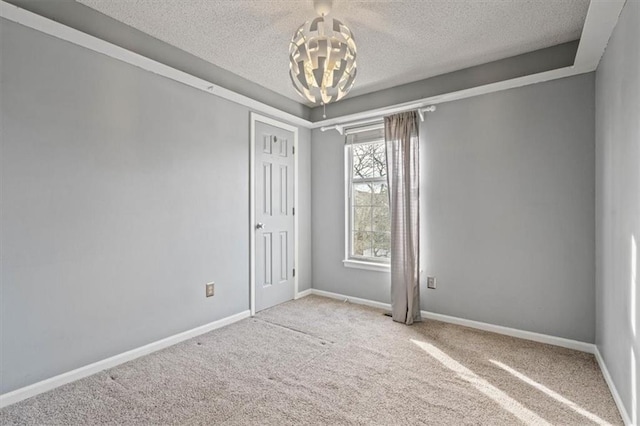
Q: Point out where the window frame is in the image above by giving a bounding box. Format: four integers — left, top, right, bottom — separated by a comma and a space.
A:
343, 136, 391, 272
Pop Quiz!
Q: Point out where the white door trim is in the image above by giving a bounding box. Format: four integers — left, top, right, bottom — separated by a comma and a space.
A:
249, 113, 299, 316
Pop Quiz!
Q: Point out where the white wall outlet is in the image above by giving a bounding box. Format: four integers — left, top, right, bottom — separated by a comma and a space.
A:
206, 282, 215, 297
427, 277, 436, 289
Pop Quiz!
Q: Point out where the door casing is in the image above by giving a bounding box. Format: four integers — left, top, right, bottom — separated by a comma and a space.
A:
250, 112, 299, 316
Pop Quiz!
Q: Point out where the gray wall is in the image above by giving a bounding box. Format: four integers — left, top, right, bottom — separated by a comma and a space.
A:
310, 129, 393, 304
298, 127, 313, 292
595, 0, 640, 421
0, 19, 311, 393
310, 41, 579, 121
312, 73, 596, 343
5, 0, 311, 120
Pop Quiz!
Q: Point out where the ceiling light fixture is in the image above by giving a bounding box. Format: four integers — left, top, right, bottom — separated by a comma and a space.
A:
289, 0, 357, 116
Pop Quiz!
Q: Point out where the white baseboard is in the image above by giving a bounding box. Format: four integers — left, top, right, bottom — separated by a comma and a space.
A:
5, 295, 629, 425
421, 311, 596, 354
0, 310, 251, 409
594, 347, 633, 425
310, 289, 640, 421
310, 289, 595, 353
310, 290, 637, 420
311, 289, 392, 311
295, 288, 313, 299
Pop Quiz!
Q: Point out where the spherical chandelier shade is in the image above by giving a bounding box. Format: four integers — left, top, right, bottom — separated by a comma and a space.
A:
289, 16, 357, 105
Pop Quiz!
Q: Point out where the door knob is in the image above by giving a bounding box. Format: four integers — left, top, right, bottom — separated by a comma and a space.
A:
256, 223, 265, 229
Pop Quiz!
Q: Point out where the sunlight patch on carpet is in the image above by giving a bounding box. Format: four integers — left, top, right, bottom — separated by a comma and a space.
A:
489, 359, 611, 425
411, 339, 551, 426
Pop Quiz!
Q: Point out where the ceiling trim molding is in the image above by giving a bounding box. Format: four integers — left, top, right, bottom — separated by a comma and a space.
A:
1, 0, 625, 130
0, 0, 313, 129
311, 40, 579, 123
311, 65, 592, 130
574, 0, 627, 70
311, 0, 625, 129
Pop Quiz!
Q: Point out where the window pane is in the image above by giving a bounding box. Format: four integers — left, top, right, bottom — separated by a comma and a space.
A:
348, 141, 389, 262
372, 232, 391, 258
371, 182, 388, 207
352, 142, 386, 179
353, 206, 372, 231
372, 143, 387, 178
352, 231, 372, 257
353, 183, 372, 206
372, 207, 390, 232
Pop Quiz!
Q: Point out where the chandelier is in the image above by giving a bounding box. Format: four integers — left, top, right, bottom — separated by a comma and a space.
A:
289, 0, 357, 108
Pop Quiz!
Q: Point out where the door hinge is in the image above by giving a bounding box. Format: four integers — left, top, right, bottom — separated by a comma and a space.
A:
293, 268, 296, 277
292, 207, 295, 215
292, 146, 295, 155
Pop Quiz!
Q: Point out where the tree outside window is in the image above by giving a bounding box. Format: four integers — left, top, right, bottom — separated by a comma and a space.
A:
349, 141, 390, 262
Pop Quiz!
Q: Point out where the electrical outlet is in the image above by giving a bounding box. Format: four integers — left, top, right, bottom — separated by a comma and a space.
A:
427, 277, 436, 289
206, 282, 215, 297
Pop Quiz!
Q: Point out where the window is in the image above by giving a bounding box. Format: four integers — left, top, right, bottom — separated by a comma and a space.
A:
345, 128, 390, 270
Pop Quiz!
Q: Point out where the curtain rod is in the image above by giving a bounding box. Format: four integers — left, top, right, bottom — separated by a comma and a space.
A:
320, 105, 436, 135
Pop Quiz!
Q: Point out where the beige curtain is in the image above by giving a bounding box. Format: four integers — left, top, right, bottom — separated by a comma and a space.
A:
384, 111, 421, 325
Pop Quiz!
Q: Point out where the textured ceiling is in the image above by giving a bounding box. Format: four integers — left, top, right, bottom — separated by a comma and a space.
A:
76, 0, 590, 105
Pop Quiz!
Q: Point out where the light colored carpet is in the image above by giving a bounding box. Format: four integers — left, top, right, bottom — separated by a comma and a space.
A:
1, 295, 622, 425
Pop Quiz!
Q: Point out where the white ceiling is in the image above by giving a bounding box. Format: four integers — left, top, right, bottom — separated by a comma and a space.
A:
77, 0, 590, 105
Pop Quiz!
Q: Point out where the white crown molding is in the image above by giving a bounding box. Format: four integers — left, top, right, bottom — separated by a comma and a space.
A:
0, 0, 625, 130
0, 1, 312, 129
309, 0, 625, 130
0, 310, 251, 409
311, 64, 592, 130
574, 0, 627, 71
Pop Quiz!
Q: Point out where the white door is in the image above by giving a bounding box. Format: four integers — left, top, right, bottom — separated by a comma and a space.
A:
254, 120, 295, 312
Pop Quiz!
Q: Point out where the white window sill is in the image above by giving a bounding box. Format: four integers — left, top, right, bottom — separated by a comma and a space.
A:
343, 259, 390, 272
